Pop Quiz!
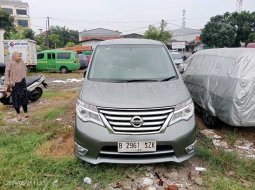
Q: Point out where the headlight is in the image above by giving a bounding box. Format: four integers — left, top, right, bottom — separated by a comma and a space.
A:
76, 99, 104, 126
169, 98, 194, 126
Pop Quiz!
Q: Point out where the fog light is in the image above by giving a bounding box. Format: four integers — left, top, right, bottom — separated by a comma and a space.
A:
75, 143, 88, 156
185, 141, 197, 154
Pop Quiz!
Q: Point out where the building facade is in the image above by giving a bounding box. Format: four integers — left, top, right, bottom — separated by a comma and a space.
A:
0, 0, 31, 28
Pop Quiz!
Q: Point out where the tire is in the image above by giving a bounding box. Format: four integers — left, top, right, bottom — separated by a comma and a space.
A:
29, 87, 43, 102
0, 97, 11, 105
60, 66, 68, 74
202, 110, 218, 129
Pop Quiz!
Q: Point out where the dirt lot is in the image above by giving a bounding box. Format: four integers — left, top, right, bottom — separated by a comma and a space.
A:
0, 71, 254, 190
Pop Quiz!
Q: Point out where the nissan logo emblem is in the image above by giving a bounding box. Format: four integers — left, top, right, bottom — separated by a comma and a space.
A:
131, 116, 144, 128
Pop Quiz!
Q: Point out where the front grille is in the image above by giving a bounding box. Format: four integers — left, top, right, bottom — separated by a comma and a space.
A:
98, 107, 174, 134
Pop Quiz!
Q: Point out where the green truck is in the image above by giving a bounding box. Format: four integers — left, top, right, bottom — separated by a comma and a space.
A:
36, 50, 80, 73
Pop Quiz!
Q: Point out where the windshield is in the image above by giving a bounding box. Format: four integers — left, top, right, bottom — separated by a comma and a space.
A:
170, 53, 183, 60
88, 45, 177, 82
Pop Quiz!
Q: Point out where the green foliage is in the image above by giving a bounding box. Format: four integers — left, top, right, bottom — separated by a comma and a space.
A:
50, 26, 79, 48
201, 11, 255, 47
248, 32, 255, 42
0, 9, 15, 37
5, 27, 35, 40
144, 20, 172, 43
6, 30, 25, 40
23, 28, 35, 40
66, 42, 76, 47
35, 26, 79, 49
48, 33, 61, 48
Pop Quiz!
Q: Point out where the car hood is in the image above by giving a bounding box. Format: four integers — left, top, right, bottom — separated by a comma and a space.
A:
79, 79, 190, 108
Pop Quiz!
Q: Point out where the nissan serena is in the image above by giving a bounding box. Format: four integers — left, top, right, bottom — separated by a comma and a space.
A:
75, 39, 196, 164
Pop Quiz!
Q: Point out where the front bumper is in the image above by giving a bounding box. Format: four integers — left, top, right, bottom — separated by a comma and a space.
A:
74, 115, 196, 164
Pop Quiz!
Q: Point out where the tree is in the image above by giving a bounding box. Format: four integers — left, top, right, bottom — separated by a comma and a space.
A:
66, 42, 76, 47
23, 28, 35, 40
50, 26, 79, 47
201, 13, 236, 48
0, 9, 15, 37
201, 11, 255, 47
248, 32, 255, 42
7, 30, 25, 39
6, 27, 35, 40
48, 34, 61, 48
144, 20, 172, 43
35, 34, 49, 51
230, 11, 255, 46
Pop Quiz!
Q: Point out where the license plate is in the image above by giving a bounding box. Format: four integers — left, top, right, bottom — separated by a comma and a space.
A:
118, 141, 156, 152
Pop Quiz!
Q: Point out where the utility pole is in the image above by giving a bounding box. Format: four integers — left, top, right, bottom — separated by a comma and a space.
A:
236, 0, 243, 12
182, 9, 186, 28
160, 19, 164, 33
47, 17, 50, 35
45, 17, 50, 47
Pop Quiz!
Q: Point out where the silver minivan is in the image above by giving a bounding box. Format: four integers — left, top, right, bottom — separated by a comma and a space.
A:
75, 39, 196, 164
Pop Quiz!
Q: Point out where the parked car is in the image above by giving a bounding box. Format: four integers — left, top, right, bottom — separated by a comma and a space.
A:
247, 43, 255, 48
36, 50, 80, 73
183, 48, 255, 128
75, 39, 196, 164
170, 51, 184, 73
78, 54, 88, 69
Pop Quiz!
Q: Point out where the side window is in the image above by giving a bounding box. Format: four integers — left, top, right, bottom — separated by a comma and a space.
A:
57, 53, 71, 59
37, 53, 44, 59
47, 53, 55, 60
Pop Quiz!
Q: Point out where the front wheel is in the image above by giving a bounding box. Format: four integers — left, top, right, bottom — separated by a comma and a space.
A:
60, 66, 68, 74
202, 110, 218, 129
29, 87, 43, 102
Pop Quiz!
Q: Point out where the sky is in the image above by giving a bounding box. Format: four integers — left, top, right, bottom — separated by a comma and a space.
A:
24, 0, 255, 34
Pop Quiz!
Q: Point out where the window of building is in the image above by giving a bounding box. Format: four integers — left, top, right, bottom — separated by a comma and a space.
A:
57, 53, 71, 59
17, 20, 28, 27
2, 8, 13, 14
16, 9, 27, 15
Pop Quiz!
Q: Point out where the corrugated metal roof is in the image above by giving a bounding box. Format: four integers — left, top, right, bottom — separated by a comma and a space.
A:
80, 28, 122, 37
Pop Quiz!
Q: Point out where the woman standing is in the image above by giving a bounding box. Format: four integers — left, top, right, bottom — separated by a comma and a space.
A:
4, 51, 29, 116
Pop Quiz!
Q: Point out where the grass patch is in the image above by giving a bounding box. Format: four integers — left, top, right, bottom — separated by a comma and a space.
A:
0, 131, 139, 189
0, 105, 5, 126
196, 137, 255, 189
28, 71, 84, 79
43, 108, 65, 120
0, 112, 4, 126
42, 90, 76, 99
226, 131, 238, 146
32, 107, 65, 121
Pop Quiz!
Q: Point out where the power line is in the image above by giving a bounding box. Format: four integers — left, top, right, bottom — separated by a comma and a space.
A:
51, 18, 144, 29
121, 21, 161, 33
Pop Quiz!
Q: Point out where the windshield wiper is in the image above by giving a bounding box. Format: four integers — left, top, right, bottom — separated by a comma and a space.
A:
125, 79, 159, 83
159, 76, 176, 82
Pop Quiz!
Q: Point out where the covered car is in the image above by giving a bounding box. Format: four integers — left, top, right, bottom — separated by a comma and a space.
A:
183, 48, 255, 127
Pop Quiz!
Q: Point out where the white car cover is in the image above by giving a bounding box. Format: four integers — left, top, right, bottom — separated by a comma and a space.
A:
183, 48, 255, 127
